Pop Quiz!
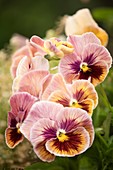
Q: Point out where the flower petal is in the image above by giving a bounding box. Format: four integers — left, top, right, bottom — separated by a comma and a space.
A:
7, 112, 17, 127
18, 70, 49, 98
30, 118, 56, 162
71, 80, 98, 108
42, 73, 69, 100
77, 99, 94, 116
56, 107, 94, 146
32, 56, 49, 71
10, 92, 37, 120
34, 141, 55, 162
30, 35, 46, 56
48, 90, 70, 107
59, 54, 81, 83
65, 8, 108, 46
5, 127, 24, 149
67, 32, 101, 57
16, 56, 31, 76
46, 127, 90, 157
83, 43, 112, 69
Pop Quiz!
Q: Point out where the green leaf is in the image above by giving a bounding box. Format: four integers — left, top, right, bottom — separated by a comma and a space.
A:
25, 162, 64, 170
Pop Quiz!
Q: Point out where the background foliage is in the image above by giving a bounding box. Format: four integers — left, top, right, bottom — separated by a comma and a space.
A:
0, 0, 113, 169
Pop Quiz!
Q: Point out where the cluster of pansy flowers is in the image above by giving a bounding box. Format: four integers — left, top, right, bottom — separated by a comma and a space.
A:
5, 8, 112, 162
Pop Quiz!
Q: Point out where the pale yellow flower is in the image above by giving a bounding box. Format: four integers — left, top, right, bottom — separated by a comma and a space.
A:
65, 8, 108, 46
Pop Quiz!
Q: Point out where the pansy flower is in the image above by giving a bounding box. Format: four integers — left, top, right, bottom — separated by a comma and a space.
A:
59, 32, 112, 86
20, 101, 63, 140
5, 92, 37, 148
22, 102, 94, 162
42, 73, 98, 115
64, 8, 108, 46
30, 36, 74, 58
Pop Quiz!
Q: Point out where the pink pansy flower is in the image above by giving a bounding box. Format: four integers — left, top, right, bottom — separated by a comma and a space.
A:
42, 73, 98, 116
20, 101, 63, 140
13, 70, 51, 99
30, 35, 74, 58
5, 92, 37, 148
25, 103, 94, 162
59, 32, 112, 86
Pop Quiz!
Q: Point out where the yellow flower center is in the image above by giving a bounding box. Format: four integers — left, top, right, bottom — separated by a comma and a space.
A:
70, 99, 82, 108
80, 62, 91, 72
57, 129, 69, 142
16, 123, 21, 134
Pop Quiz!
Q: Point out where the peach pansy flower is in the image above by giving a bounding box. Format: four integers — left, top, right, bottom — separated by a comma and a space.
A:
64, 8, 108, 46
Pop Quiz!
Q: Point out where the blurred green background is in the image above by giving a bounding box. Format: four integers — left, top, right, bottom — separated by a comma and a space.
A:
0, 0, 113, 50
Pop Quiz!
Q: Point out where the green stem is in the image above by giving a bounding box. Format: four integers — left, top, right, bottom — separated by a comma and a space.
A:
95, 130, 108, 149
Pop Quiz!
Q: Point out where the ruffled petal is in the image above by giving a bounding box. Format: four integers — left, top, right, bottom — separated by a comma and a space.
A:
42, 73, 69, 100
59, 53, 81, 83
30, 35, 46, 56
67, 32, 101, 57
46, 127, 90, 157
10, 92, 37, 120
5, 127, 24, 149
48, 90, 70, 107
71, 80, 98, 108
34, 141, 55, 162
82, 43, 112, 69
18, 70, 49, 98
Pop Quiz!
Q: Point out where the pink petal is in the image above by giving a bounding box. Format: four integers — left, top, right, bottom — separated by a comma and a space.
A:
16, 56, 31, 76
30, 35, 46, 56
32, 56, 49, 71
30, 118, 56, 162
82, 43, 112, 69
30, 118, 56, 146
59, 53, 81, 83
10, 92, 37, 119
18, 70, 49, 98
11, 55, 24, 78
67, 32, 101, 57
42, 73, 69, 100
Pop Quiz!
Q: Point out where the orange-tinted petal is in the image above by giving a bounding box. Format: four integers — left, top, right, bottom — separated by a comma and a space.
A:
34, 141, 55, 162
48, 90, 70, 107
77, 99, 94, 116
46, 127, 90, 157
71, 80, 98, 108
5, 127, 24, 149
